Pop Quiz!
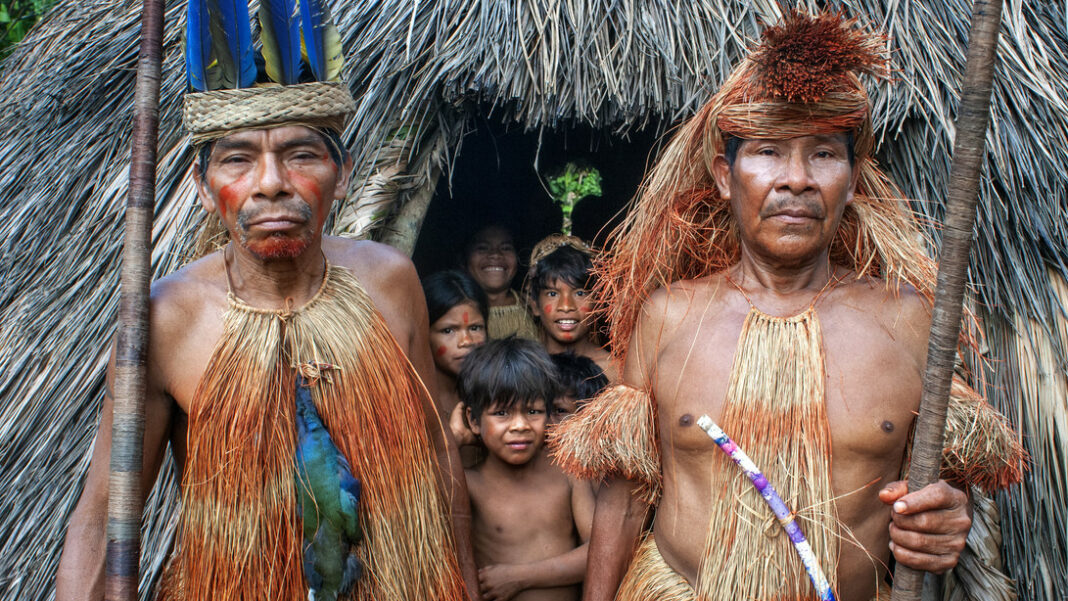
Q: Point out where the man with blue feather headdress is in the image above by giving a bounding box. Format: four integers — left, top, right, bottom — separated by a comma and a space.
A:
55, 1, 479, 600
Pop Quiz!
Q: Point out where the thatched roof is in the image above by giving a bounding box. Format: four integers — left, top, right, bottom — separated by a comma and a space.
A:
0, 1, 1064, 599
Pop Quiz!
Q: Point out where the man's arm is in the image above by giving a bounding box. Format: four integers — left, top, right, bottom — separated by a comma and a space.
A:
583, 478, 650, 601
56, 341, 174, 601
397, 260, 481, 601
581, 294, 663, 601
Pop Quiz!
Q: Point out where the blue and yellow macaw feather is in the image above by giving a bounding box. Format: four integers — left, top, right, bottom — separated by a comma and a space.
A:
298, 0, 344, 82
185, 0, 214, 91
258, 0, 302, 85
204, 0, 257, 89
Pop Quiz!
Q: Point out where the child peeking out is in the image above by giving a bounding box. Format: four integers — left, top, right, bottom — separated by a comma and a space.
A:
422, 270, 489, 466
458, 338, 595, 601
526, 236, 613, 380
548, 352, 608, 423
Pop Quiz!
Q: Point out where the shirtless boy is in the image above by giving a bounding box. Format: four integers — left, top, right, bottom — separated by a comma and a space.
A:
459, 339, 596, 601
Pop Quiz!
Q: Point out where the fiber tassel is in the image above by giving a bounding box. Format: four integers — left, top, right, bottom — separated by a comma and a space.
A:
937, 377, 1025, 493
694, 307, 838, 601
549, 384, 661, 504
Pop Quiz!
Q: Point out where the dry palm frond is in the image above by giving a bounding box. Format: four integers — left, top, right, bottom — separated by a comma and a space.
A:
0, 1, 1065, 600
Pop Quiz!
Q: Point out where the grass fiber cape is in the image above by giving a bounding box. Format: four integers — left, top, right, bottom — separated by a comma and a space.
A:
155, 263, 467, 601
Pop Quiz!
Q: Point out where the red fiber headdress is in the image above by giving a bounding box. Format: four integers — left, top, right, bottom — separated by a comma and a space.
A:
597, 9, 946, 360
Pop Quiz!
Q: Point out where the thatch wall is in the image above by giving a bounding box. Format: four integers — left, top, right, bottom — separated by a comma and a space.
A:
0, 1, 1064, 600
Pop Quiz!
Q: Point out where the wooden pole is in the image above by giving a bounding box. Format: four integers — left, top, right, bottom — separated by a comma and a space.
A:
890, 0, 1003, 599
106, 0, 164, 599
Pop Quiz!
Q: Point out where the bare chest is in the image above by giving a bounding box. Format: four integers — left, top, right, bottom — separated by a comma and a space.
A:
652, 307, 922, 465
468, 468, 576, 558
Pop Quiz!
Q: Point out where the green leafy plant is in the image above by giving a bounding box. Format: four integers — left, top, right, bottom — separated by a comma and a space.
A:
1, 0, 53, 59
547, 162, 602, 236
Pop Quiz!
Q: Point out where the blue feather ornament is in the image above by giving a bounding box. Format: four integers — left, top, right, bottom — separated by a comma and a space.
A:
205, 0, 257, 89
298, 0, 344, 82
185, 0, 215, 91
258, 0, 302, 85
295, 373, 363, 601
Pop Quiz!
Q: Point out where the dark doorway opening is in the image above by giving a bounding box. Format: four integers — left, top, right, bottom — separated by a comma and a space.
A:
412, 113, 666, 280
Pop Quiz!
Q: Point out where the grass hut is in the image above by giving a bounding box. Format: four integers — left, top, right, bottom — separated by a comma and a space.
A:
0, 1, 1064, 599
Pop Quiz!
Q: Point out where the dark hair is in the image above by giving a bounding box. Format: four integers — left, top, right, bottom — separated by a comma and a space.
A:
723, 132, 856, 167
458, 338, 561, 422
528, 245, 595, 300
462, 223, 517, 259
195, 129, 349, 180
550, 352, 608, 405
422, 270, 489, 326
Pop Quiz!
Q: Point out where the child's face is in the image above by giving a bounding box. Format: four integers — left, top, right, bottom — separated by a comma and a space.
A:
465, 226, 518, 295
532, 278, 593, 345
549, 396, 578, 424
469, 399, 547, 466
429, 301, 487, 377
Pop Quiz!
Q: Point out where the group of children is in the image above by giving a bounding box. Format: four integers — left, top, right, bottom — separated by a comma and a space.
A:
421, 224, 610, 601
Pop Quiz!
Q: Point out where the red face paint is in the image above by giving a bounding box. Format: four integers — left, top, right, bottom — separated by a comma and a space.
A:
216, 181, 244, 219
435, 345, 448, 357
581, 304, 591, 314
561, 332, 575, 341
462, 311, 469, 325
246, 235, 310, 260
544, 304, 553, 315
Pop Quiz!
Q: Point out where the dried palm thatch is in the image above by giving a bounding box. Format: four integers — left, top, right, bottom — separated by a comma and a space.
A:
0, 1, 1064, 600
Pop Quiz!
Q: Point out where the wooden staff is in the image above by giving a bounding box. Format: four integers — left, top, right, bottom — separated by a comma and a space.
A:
106, 0, 164, 598
891, 0, 1004, 599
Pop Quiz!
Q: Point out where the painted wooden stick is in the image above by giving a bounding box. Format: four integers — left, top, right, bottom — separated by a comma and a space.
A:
106, 0, 164, 599
697, 415, 836, 601
891, 1, 1004, 600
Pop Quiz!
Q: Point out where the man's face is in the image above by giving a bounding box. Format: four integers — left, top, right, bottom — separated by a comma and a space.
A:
712, 134, 859, 267
195, 126, 351, 261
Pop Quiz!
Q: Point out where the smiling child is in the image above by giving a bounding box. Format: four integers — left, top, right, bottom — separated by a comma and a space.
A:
526, 236, 612, 379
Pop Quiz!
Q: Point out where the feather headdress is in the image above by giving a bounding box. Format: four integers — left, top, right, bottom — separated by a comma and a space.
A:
182, 0, 353, 143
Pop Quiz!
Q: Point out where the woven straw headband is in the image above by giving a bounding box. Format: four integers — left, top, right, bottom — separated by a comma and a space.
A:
183, 81, 356, 143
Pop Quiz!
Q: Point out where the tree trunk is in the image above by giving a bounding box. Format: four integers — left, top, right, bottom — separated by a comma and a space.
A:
106, 0, 163, 599
891, 0, 1004, 599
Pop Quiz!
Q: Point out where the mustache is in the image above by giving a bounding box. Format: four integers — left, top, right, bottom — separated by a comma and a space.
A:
759, 197, 826, 219
235, 201, 313, 231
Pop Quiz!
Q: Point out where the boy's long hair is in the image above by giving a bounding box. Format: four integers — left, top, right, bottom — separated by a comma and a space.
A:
527, 244, 596, 300
457, 338, 561, 421
551, 352, 608, 403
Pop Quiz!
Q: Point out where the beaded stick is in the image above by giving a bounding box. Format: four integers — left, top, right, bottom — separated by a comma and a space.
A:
697, 415, 836, 601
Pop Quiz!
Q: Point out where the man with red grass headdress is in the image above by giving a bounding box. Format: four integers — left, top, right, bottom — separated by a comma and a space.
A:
551, 10, 1023, 601
56, 1, 478, 600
